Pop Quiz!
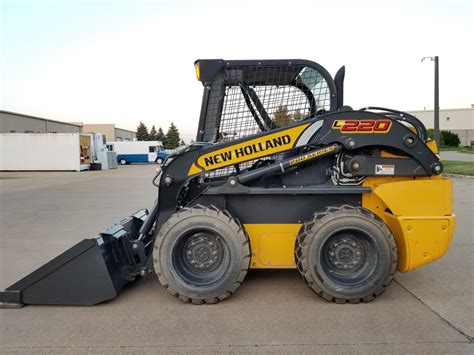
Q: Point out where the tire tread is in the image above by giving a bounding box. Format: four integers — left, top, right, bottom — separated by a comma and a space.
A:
294, 205, 397, 304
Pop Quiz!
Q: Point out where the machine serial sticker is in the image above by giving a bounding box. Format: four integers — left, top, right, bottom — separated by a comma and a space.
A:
188, 124, 310, 175
375, 164, 395, 175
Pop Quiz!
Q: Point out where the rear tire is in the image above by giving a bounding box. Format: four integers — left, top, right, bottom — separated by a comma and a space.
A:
295, 205, 397, 303
119, 159, 127, 165
154, 205, 250, 304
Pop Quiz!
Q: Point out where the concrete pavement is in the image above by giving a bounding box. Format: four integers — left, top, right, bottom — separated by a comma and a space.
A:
440, 151, 474, 162
0, 165, 472, 354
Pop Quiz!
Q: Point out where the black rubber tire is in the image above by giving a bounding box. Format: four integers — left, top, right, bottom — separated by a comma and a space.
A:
295, 205, 397, 303
156, 158, 164, 164
119, 159, 127, 165
154, 205, 250, 304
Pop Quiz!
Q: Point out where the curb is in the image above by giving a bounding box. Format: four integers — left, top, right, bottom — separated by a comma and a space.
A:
443, 173, 474, 179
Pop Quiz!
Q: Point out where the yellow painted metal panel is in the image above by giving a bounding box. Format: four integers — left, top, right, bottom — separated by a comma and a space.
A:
363, 177, 453, 216
188, 123, 310, 175
384, 214, 455, 272
244, 224, 302, 269
362, 176, 455, 272
426, 139, 439, 154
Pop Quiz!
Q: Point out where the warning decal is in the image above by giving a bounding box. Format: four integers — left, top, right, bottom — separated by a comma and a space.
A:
375, 164, 395, 175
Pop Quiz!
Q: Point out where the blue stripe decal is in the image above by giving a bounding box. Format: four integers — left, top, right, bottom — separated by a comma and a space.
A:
117, 154, 149, 163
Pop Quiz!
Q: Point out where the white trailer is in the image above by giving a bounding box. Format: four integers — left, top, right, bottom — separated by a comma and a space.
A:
0, 133, 91, 171
106, 141, 167, 165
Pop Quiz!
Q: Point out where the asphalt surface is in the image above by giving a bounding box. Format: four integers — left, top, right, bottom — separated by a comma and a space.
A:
0, 165, 472, 354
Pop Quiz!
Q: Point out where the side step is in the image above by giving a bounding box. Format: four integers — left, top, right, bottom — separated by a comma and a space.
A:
0, 210, 151, 307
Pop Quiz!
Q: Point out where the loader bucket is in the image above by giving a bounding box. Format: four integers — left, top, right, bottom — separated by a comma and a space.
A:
0, 210, 150, 307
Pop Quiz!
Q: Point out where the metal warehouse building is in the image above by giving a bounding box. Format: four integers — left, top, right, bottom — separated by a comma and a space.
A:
0, 110, 82, 134
81, 124, 136, 141
408, 106, 474, 146
0, 111, 136, 142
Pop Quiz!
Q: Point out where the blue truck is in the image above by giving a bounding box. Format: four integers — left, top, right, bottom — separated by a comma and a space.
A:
106, 141, 168, 165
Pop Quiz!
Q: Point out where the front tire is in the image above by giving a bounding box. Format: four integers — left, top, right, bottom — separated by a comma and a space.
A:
119, 158, 127, 165
295, 205, 397, 303
154, 205, 250, 304
156, 157, 164, 164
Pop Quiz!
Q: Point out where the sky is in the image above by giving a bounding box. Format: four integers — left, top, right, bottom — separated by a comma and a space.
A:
1, 0, 473, 141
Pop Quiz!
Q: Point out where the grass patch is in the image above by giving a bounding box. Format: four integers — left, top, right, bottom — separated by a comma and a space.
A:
458, 147, 474, 154
441, 147, 474, 154
442, 161, 474, 176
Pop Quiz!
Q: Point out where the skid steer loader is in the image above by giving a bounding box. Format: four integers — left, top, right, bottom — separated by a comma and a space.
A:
0, 59, 455, 307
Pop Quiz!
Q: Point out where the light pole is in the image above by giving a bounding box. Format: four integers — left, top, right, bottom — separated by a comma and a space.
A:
421, 56, 440, 146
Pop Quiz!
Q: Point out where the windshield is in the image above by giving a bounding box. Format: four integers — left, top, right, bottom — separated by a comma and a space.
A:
169, 144, 191, 156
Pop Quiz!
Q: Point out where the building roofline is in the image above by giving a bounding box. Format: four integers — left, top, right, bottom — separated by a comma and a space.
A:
81, 123, 136, 134
407, 107, 474, 113
0, 110, 83, 128
115, 127, 136, 134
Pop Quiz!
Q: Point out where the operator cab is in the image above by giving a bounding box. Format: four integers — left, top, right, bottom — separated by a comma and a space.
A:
193, 59, 343, 143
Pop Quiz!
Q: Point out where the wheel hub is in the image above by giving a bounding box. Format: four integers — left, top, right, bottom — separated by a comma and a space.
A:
184, 233, 222, 271
327, 236, 365, 271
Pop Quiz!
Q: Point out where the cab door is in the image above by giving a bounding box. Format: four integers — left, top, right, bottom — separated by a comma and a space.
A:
148, 145, 157, 162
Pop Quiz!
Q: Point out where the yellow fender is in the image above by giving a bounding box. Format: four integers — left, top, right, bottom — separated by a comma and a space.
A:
362, 177, 455, 272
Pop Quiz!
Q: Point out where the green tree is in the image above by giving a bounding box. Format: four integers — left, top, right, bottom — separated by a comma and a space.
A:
164, 122, 181, 149
292, 109, 304, 121
427, 129, 461, 147
136, 122, 149, 141
156, 127, 165, 142
273, 105, 293, 127
180, 138, 185, 146
148, 125, 158, 141
441, 131, 460, 147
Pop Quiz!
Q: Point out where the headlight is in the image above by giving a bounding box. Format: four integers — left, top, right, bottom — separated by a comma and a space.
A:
194, 60, 200, 81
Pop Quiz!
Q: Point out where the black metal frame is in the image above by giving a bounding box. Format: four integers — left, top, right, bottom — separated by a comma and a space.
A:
195, 59, 338, 142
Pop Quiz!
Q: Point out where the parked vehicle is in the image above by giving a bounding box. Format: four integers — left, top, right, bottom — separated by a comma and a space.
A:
106, 141, 168, 165
0, 59, 455, 307
0, 133, 92, 171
